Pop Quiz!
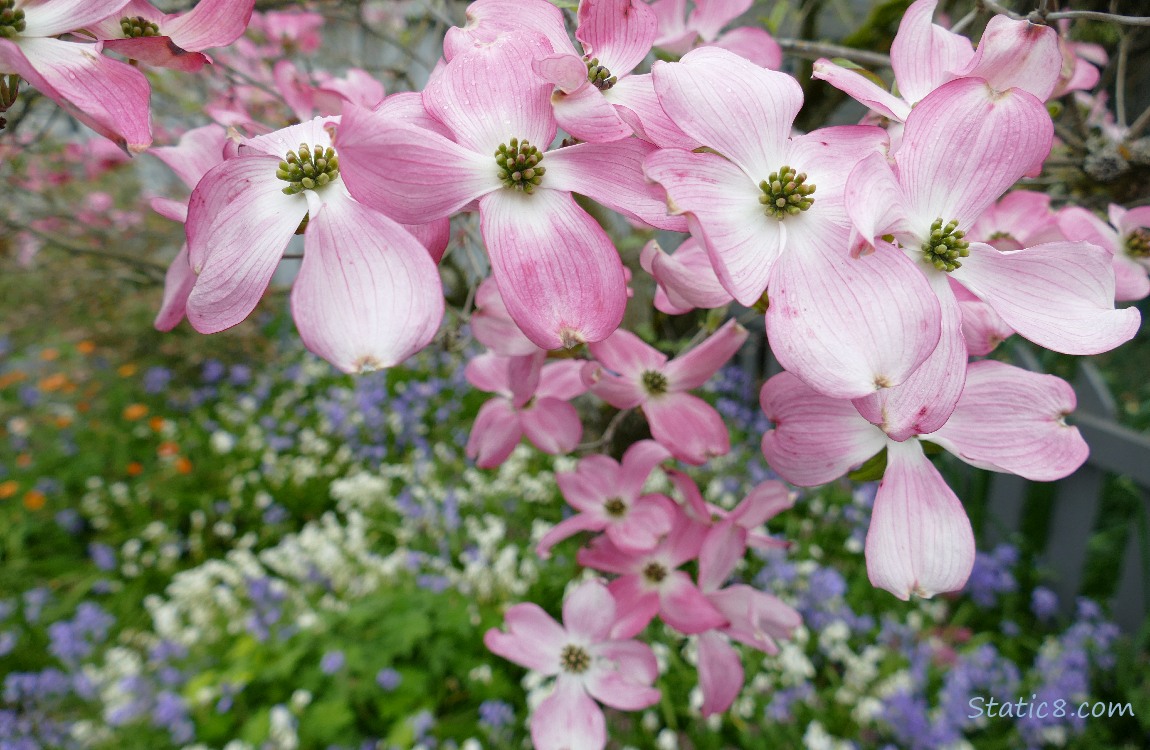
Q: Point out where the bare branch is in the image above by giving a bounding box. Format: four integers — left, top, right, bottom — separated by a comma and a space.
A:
776, 38, 891, 68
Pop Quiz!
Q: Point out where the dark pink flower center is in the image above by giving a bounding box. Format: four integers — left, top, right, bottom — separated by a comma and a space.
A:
560, 643, 591, 674
120, 15, 161, 38
922, 218, 969, 272
495, 138, 545, 193
759, 165, 815, 219
0, 1, 26, 39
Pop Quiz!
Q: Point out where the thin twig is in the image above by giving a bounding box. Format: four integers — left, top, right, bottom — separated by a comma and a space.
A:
978, 0, 1150, 26
776, 38, 891, 68
1116, 31, 1130, 128
576, 408, 632, 452
1127, 104, 1150, 140
950, 9, 978, 34
2, 219, 169, 277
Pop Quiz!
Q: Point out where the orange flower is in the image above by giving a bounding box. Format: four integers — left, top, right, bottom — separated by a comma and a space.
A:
76, 341, 96, 355
0, 480, 19, 499
0, 371, 27, 389
16, 454, 31, 468
77, 401, 91, 414
127, 462, 144, 476
38, 373, 68, 392
117, 363, 138, 377
149, 416, 167, 432
23, 490, 46, 511
39, 348, 59, 362
175, 457, 193, 474
123, 403, 148, 421
157, 441, 180, 457
54, 415, 73, 428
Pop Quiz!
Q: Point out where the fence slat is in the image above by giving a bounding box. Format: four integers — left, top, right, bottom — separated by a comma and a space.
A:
983, 474, 1028, 548
1111, 489, 1150, 633
1045, 467, 1105, 615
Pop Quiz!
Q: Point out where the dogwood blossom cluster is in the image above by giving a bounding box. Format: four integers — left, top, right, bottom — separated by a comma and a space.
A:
6, 0, 1149, 747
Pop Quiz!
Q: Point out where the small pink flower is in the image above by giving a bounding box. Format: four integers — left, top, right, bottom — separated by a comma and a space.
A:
89, 0, 255, 72
1059, 203, 1150, 302
484, 580, 660, 750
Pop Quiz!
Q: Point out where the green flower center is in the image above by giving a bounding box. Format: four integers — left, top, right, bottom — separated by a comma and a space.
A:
495, 138, 545, 193
277, 143, 340, 196
560, 644, 591, 674
120, 15, 161, 38
1126, 228, 1150, 258
643, 561, 668, 584
759, 166, 815, 219
586, 58, 617, 91
603, 497, 627, 518
921, 218, 970, 272
0, 1, 27, 39
641, 370, 667, 396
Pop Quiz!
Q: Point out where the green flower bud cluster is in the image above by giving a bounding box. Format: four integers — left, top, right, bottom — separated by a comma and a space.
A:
0, 1, 26, 39
759, 166, 816, 219
560, 644, 591, 674
1127, 228, 1150, 258
642, 370, 668, 396
120, 15, 160, 38
495, 138, 545, 193
586, 58, 618, 91
922, 218, 970, 272
603, 498, 627, 517
277, 143, 340, 196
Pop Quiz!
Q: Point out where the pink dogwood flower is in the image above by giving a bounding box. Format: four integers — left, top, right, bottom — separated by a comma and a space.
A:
184, 117, 444, 374
760, 360, 1089, 599
337, 32, 685, 349
583, 318, 747, 465
88, 0, 254, 72
0, 0, 151, 152
537, 440, 676, 559
644, 47, 942, 400
579, 505, 727, 637
1059, 203, 1150, 302
465, 352, 588, 468
650, 0, 782, 69
484, 580, 660, 750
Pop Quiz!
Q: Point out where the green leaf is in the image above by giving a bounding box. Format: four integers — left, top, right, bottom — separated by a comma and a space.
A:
848, 447, 888, 482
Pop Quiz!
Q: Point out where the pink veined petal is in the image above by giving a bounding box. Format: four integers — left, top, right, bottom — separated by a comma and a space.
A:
20, 0, 132, 37
640, 238, 733, 313
444, 0, 574, 62
814, 60, 910, 121
472, 277, 542, 357
696, 630, 744, 717
698, 521, 747, 592
550, 83, 637, 143
765, 221, 942, 399
955, 14, 1062, 101
401, 217, 451, 264
291, 189, 444, 374
316, 68, 386, 111
466, 397, 523, 468
645, 391, 730, 465
588, 327, 667, 378
577, 0, 658, 77
538, 360, 591, 401
536, 513, 606, 559
729, 480, 793, 528
505, 352, 545, 407
690, 0, 752, 41
545, 139, 688, 231
580, 535, 643, 577
897, 78, 1052, 228
784, 125, 890, 218
561, 455, 623, 511
851, 270, 966, 441
480, 189, 627, 350
605, 575, 661, 638
336, 112, 499, 224
865, 439, 975, 600
644, 148, 781, 305
660, 571, 728, 634
154, 245, 195, 332
711, 585, 801, 652
99, 38, 208, 72
184, 159, 307, 333
651, 0, 690, 48
239, 117, 336, 158
1113, 254, 1150, 302
952, 279, 1015, 355
927, 360, 1088, 481
150, 196, 187, 224
584, 364, 647, 410
665, 468, 711, 521
651, 47, 799, 179
583, 666, 662, 712
563, 580, 617, 643
844, 152, 914, 255
708, 26, 782, 69
608, 495, 677, 553
520, 398, 583, 455
0, 37, 151, 154
663, 318, 748, 391
606, 73, 700, 150
162, 0, 255, 50
534, 52, 590, 94
531, 676, 607, 750
759, 371, 888, 486
1057, 206, 1117, 251
1115, 205, 1150, 237
663, 509, 710, 567
372, 90, 453, 138
150, 123, 228, 189
951, 241, 1140, 355
424, 32, 556, 155
618, 440, 672, 500
591, 640, 658, 685
484, 602, 566, 673
888, 0, 974, 105
464, 352, 512, 397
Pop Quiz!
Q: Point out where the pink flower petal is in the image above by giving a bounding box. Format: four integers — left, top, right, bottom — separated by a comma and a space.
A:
697, 630, 744, 716
154, 245, 194, 332
608, 495, 677, 553
607, 73, 700, 149
812, 59, 911, 122
660, 571, 728, 634
480, 189, 627, 349
663, 319, 747, 391
484, 602, 565, 673
652, 0, 691, 49
444, 0, 573, 63
640, 238, 733, 314
520, 398, 583, 455
402, 217, 451, 264
866, 439, 975, 600
290, 188, 444, 374
698, 521, 747, 592
150, 123, 228, 190
21, 0, 133, 37
530, 676, 607, 750
584, 363, 647, 410
537, 360, 590, 401
583, 667, 661, 712
928, 360, 1088, 481
466, 398, 522, 468
652, 47, 799, 179
185, 158, 307, 333
507, 353, 545, 407
709, 26, 782, 69
605, 575, 661, 638
99, 38, 208, 72
645, 391, 729, 465
163, 0, 255, 51
955, 14, 1062, 101
534, 52, 590, 94
953, 279, 1015, 355
889, 0, 974, 105
150, 197, 187, 224
464, 352, 512, 397
1113, 254, 1150, 302
844, 151, 914, 254
592, 640, 658, 684
709, 585, 800, 652
588, 327, 668, 378
577, 0, 658, 77
644, 148, 781, 305
536, 513, 606, 559
0, 37, 151, 154
759, 372, 887, 486
951, 241, 1140, 355
730, 481, 793, 528
551, 83, 635, 143
563, 580, 617, 642
560, 455, 623, 512
690, 0, 752, 41
581, 536, 643, 577
618, 440, 672, 500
